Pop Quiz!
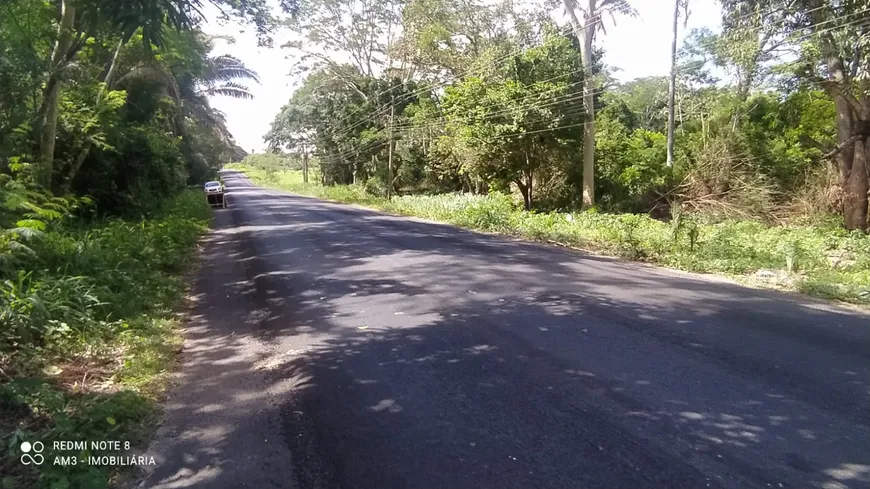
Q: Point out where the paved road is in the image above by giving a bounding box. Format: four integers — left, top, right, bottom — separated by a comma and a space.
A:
139, 170, 870, 489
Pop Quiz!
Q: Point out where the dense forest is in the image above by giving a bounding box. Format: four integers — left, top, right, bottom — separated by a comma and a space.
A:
0, 0, 274, 212
264, 0, 869, 231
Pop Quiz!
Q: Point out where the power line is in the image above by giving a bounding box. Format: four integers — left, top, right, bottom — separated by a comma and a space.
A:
304, 2, 836, 148
287, 0, 828, 146
321, 15, 607, 141
290, 6, 868, 166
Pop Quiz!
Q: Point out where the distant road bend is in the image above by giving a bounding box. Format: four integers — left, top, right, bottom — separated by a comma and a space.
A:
139, 170, 870, 489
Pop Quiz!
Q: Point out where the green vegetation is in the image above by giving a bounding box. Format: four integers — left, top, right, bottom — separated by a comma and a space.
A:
3, 0, 870, 483
231, 165, 870, 305
255, 0, 870, 302
0, 2, 280, 487
1, 190, 211, 489
266, 0, 870, 227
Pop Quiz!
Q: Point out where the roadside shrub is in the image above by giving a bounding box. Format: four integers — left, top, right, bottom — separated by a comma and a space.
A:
0, 272, 102, 349
1, 189, 208, 488
446, 192, 516, 232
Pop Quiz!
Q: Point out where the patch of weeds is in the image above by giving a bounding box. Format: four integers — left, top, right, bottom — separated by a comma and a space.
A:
113, 317, 183, 397
778, 239, 802, 273
2, 378, 154, 489
1, 189, 211, 488
613, 215, 647, 260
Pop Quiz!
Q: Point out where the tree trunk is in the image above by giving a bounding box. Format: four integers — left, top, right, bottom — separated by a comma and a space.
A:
832, 97, 855, 189
527, 171, 533, 210
827, 67, 867, 232
807, 0, 868, 230
516, 180, 531, 210
735, 61, 757, 103
580, 1, 596, 209
37, 0, 76, 189
844, 137, 869, 231
666, 0, 679, 168
523, 150, 534, 210
830, 95, 868, 231
700, 113, 707, 149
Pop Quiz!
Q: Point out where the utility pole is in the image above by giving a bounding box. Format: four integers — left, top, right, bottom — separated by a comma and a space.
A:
302, 144, 309, 184
580, 2, 596, 207
387, 94, 395, 200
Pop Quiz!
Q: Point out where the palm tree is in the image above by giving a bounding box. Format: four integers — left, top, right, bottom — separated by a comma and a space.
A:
59, 34, 259, 192
179, 49, 259, 139
177, 41, 259, 179
178, 48, 259, 160
200, 53, 260, 98
37, 0, 202, 189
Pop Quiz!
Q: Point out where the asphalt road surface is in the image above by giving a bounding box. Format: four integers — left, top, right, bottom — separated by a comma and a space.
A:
137, 170, 870, 489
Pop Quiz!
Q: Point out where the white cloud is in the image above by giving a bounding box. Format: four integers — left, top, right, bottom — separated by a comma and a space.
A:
201, 0, 723, 153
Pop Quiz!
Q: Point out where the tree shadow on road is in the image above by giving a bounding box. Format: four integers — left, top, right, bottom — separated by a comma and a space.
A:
136, 180, 870, 489
267, 293, 870, 489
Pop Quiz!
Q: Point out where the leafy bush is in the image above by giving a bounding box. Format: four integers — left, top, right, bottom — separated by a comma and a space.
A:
0, 190, 210, 489
1, 191, 208, 355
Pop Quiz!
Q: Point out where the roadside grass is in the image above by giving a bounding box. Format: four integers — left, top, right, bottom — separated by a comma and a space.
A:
0, 190, 211, 489
228, 165, 870, 306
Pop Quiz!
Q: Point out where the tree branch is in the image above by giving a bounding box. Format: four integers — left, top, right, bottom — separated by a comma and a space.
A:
821, 80, 864, 116
820, 130, 870, 160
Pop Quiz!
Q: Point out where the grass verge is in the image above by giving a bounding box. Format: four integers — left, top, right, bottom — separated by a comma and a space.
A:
1, 190, 211, 489
228, 165, 870, 306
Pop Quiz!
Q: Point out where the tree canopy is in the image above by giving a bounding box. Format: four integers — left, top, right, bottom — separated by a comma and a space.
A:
0, 0, 278, 214
264, 0, 869, 230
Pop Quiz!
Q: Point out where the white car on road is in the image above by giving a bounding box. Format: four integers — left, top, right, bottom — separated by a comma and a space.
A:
204, 180, 227, 208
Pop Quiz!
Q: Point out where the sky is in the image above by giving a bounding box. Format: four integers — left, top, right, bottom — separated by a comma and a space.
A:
202, 0, 724, 154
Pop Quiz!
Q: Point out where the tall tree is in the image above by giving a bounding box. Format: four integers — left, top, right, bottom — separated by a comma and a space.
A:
442, 33, 584, 209
667, 0, 689, 167
562, 0, 634, 208
718, 2, 778, 102
36, 0, 77, 188
722, 0, 869, 230
35, 0, 277, 190
283, 0, 405, 84
393, 0, 514, 83
35, 0, 205, 188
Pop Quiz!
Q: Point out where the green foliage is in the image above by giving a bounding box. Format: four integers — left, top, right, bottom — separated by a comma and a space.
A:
439, 32, 584, 209
0, 190, 209, 489
0, 3, 263, 488
1, 6, 260, 204
595, 104, 671, 212
3, 380, 154, 489
0, 0, 54, 164
268, 2, 863, 227
240, 152, 304, 179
